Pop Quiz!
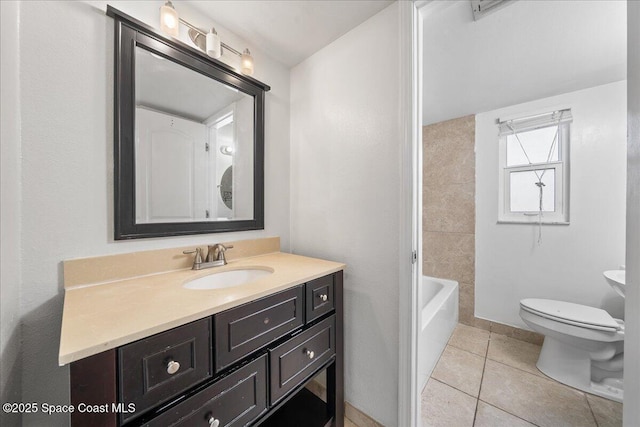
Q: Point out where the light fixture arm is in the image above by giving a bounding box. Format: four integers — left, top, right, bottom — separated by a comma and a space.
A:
159, 2, 254, 76
179, 18, 244, 58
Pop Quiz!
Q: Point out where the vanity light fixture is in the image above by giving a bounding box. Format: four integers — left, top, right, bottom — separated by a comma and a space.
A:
159, 1, 255, 75
159, 1, 179, 38
241, 49, 254, 76
206, 28, 221, 59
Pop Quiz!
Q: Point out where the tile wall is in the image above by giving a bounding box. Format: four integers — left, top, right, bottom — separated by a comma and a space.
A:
423, 116, 543, 345
423, 115, 478, 325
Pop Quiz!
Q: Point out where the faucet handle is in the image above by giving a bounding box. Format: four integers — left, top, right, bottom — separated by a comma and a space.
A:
183, 248, 203, 267
217, 244, 234, 257
218, 244, 233, 264
205, 243, 234, 263
205, 243, 234, 264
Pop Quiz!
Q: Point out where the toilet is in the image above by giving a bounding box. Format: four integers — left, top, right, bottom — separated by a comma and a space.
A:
519, 298, 624, 402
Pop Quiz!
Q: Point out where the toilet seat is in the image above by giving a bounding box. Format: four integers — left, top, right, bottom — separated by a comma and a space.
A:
520, 299, 621, 332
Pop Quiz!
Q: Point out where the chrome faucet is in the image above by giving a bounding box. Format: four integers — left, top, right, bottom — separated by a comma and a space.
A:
206, 243, 234, 265
183, 244, 234, 270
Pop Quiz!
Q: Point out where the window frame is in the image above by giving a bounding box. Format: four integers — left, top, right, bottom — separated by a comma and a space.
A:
498, 113, 571, 224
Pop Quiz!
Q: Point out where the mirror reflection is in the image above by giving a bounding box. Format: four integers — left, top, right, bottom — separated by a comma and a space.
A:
134, 47, 254, 223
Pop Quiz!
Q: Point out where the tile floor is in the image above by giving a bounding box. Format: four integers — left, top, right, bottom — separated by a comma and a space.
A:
421, 323, 623, 427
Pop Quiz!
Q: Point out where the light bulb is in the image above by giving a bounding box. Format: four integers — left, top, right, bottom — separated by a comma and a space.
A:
206, 28, 221, 59
160, 1, 179, 38
241, 49, 254, 76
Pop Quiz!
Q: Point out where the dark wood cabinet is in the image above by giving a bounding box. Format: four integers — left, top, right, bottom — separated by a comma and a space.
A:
305, 275, 335, 323
214, 285, 304, 372
70, 271, 344, 427
118, 318, 212, 423
269, 316, 336, 405
145, 355, 268, 427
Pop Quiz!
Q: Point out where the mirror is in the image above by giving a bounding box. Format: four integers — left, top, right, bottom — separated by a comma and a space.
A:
109, 7, 269, 239
135, 47, 254, 223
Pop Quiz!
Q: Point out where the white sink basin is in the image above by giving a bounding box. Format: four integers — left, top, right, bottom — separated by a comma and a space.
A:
603, 270, 626, 298
183, 268, 273, 290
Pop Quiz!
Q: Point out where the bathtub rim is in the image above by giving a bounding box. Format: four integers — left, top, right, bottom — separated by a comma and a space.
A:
421, 275, 459, 330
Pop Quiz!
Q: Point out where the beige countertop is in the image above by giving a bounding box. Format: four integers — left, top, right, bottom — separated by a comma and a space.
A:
59, 252, 345, 365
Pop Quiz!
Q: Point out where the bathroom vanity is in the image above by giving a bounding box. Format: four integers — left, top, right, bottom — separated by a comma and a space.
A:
59, 6, 344, 427
59, 239, 344, 427
60, 9, 345, 426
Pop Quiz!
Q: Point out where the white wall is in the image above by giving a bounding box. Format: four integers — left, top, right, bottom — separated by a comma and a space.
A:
290, 3, 402, 425
5, 1, 290, 425
422, 0, 626, 126
624, 1, 640, 423
0, 2, 23, 426
476, 81, 627, 329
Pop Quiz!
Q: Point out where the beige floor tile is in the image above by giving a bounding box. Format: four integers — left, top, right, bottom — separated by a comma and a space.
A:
421, 378, 476, 427
586, 394, 623, 427
486, 333, 544, 378
432, 345, 485, 397
448, 323, 490, 357
480, 360, 597, 427
474, 401, 536, 427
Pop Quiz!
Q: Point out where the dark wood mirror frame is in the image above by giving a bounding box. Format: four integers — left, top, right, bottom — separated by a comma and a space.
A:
107, 6, 270, 240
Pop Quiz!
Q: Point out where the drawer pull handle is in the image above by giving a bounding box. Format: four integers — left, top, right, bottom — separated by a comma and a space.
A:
207, 414, 220, 427
166, 360, 181, 375
264, 317, 270, 325
318, 294, 328, 302
306, 349, 315, 359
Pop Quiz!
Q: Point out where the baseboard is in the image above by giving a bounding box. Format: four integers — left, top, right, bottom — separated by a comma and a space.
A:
305, 378, 327, 402
460, 316, 544, 346
344, 401, 385, 427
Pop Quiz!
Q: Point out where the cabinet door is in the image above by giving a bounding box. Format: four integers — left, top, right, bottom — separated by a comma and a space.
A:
145, 354, 268, 427
305, 274, 335, 323
214, 285, 304, 372
118, 318, 212, 423
269, 315, 336, 404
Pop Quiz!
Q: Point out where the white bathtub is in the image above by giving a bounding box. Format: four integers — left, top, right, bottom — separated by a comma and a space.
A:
417, 276, 458, 392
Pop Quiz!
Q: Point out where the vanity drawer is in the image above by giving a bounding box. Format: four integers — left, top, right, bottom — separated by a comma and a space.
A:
214, 285, 304, 372
305, 274, 335, 323
269, 315, 336, 404
145, 354, 267, 427
118, 318, 212, 423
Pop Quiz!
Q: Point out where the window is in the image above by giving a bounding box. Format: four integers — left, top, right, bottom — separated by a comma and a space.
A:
498, 109, 571, 224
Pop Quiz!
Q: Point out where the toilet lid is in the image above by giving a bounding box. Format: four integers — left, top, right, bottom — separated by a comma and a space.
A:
520, 299, 621, 331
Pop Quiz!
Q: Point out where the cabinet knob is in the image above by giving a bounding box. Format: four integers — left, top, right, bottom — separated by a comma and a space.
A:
306, 349, 315, 359
207, 414, 220, 427
319, 294, 328, 302
166, 360, 180, 375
